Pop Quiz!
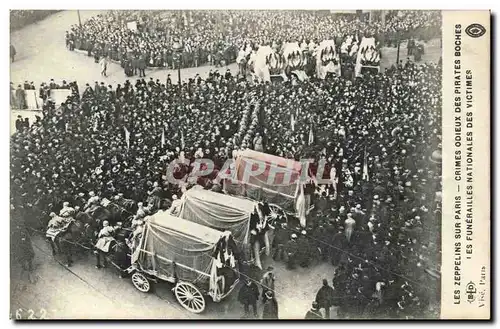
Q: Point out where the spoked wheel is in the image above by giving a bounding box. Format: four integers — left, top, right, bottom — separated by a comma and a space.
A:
131, 272, 151, 293
174, 281, 206, 313
267, 204, 288, 226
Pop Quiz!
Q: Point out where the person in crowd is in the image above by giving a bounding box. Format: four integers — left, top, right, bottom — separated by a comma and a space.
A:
238, 278, 260, 318
271, 222, 288, 261
15, 115, 24, 132
100, 56, 108, 77
315, 279, 336, 319
305, 301, 324, 319
260, 266, 275, 301
15, 84, 26, 109
284, 233, 298, 270
262, 290, 279, 319
10, 44, 16, 62
95, 220, 115, 268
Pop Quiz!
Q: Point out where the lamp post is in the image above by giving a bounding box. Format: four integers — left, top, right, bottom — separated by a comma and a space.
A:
172, 41, 183, 95
77, 10, 82, 28
396, 31, 401, 68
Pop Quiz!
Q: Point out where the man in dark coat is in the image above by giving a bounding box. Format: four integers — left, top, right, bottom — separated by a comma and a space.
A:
284, 233, 298, 269
138, 55, 146, 77
261, 291, 279, 319
297, 230, 312, 267
315, 279, 335, 319
15, 115, 24, 132
15, 85, 26, 109
305, 301, 324, 319
238, 279, 259, 318
10, 44, 16, 62
271, 222, 288, 261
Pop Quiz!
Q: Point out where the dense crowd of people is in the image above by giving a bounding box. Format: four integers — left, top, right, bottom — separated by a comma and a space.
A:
11, 55, 441, 318
66, 10, 440, 71
10, 10, 60, 31
13, 9, 443, 317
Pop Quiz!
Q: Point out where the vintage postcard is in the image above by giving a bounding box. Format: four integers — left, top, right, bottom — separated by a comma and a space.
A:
9, 9, 490, 320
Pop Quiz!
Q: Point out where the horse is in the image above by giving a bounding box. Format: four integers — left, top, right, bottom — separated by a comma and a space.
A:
52, 220, 87, 267
86, 205, 114, 227
74, 211, 102, 246
95, 238, 131, 277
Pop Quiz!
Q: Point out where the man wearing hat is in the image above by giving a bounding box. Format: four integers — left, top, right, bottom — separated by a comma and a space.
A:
315, 278, 335, 319
59, 201, 76, 219
113, 221, 128, 242
15, 115, 24, 132
85, 191, 101, 213
95, 220, 115, 268
297, 229, 312, 268
260, 266, 275, 301
74, 192, 87, 209
262, 290, 279, 319
15, 84, 26, 110
46, 212, 65, 251
271, 222, 288, 261
305, 301, 323, 319
284, 233, 299, 269
238, 278, 260, 318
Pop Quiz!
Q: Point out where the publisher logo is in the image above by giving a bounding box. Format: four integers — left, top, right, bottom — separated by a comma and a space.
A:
466, 281, 477, 303
465, 23, 486, 38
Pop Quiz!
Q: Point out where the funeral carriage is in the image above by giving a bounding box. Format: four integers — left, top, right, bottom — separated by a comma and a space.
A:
355, 36, 381, 77
125, 210, 240, 313
224, 149, 315, 225
175, 186, 275, 269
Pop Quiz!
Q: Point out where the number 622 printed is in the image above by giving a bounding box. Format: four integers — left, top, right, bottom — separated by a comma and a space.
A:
11, 308, 47, 320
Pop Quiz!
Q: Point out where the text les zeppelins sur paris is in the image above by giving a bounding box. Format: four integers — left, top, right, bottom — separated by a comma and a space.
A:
452, 23, 475, 305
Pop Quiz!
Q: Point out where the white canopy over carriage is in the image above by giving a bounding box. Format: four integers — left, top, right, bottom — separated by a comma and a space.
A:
355, 37, 381, 77
177, 186, 257, 248
224, 149, 312, 217
128, 211, 239, 313
315, 39, 341, 79
250, 45, 286, 82
176, 186, 274, 268
282, 42, 308, 81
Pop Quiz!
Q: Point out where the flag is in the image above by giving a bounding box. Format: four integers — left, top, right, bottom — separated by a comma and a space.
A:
161, 128, 165, 148
180, 129, 185, 150
124, 127, 130, 150
308, 125, 314, 145
363, 147, 370, 181
290, 113, 296, 131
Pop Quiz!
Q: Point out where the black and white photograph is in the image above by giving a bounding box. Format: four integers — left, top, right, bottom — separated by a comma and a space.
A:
8, 9, 490, 320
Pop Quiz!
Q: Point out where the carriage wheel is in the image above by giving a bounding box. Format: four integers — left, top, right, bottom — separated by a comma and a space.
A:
174, 281, 206, 313
268, 204, 288, 225
131, 272, 151, 293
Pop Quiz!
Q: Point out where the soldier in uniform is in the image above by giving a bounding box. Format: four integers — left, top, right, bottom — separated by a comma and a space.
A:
59, 201, 76, 218
146, 181, 164, 211
284, 233, 298, 269
95, 220, 115, 268
85, 191, 101, 213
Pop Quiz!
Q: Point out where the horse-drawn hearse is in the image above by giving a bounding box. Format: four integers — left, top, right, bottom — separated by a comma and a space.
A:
224, 149, 315, 226
125, 210, 240, 313
175, 186, 274, 269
